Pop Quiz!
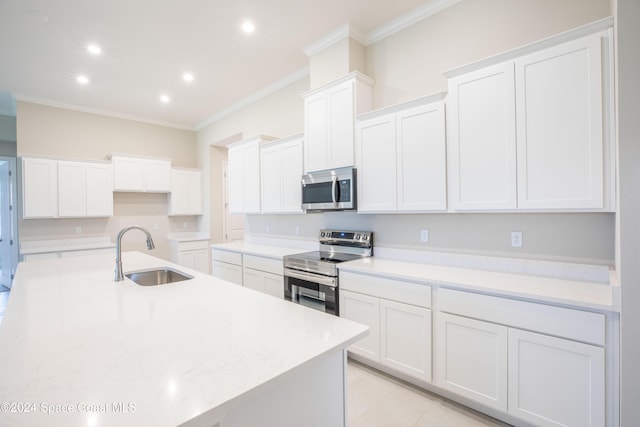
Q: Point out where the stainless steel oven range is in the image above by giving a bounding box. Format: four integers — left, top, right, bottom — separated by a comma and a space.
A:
284, 229, 373, 316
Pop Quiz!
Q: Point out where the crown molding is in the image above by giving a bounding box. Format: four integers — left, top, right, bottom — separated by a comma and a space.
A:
303, 23, 367, 57
366, 0, 462, 45
194, 66, 310, 131
14, 94, 193, 130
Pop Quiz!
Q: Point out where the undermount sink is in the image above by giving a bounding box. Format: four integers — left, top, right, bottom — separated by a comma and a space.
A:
125, 267, 193, 286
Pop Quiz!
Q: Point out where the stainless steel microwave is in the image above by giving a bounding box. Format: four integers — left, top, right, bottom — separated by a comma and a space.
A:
301, 167, 356, 211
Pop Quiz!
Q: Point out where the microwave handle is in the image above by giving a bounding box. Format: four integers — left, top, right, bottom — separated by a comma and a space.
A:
332, 176, 338, 207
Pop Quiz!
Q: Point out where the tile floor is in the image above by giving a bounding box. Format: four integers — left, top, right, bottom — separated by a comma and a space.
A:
347, 359, 511, 427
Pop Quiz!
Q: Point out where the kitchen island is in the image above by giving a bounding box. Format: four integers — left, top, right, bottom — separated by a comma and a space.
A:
0, 252, 368, 426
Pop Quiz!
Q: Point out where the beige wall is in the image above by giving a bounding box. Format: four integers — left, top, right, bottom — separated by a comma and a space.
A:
17, 102, 197, 167
16, 101, 199, 260
366, 0, 612, 108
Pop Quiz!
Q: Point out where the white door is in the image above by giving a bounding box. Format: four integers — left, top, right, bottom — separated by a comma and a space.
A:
0, 159, 18, 288
435, 312, 508, 411
57, 161, 86, 217
508, 328, 605, 427
304, 92, 329, 173
515, 33, 604, 209
380, 299, 432, 382
280, 139, 303, 213
85, 163, 113, 217
260, 145, 282, 213
328, 80, 355, 168
447, 62, 517, 210
22, 157, 58, 218
340, 290, 380, 361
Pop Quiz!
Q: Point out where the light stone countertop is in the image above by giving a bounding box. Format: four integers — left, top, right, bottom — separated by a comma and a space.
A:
338, 257, 619, 313
0, 252, 367, 426
211, 242, 310, 260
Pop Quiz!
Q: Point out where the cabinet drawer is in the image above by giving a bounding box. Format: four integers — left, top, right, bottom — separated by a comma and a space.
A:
178, 240, 209, 251
211, 249, 242, 266
438, 288, 605, 346
340, 271, 431, 308
243, 254, 282, 275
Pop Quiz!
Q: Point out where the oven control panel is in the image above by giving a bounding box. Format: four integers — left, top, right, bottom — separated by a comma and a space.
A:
319, 229, 373, 247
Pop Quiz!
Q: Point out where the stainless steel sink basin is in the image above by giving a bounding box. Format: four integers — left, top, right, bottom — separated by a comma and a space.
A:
125, 267, 193, 286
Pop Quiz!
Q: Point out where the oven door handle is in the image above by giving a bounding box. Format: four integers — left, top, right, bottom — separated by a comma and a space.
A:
284, 268, 337, 288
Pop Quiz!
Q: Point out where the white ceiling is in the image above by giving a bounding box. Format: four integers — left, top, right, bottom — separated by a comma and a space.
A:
0, 0, 437, 130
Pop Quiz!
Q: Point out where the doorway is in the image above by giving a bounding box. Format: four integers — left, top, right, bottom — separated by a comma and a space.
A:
0, 157, 18, 289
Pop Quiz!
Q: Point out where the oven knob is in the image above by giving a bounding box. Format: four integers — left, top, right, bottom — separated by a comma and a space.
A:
320, 231, 325, 237
363, 234, 368, 240
355, 234, 360, 240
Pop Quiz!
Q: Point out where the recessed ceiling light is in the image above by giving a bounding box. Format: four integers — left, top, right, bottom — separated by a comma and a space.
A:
182, 73, 194, 82
241, 21, 255, 33
76, 75, 90, 85
160, 94, 171, 103
87, 44, 102, 55
27, 9, 49, 23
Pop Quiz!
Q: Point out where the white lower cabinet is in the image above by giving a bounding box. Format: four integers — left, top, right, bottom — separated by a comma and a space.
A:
436, 288, 606, 427
211, 249, 243, 285
435, 312, 508, 411
339, 271, 432, 383
242, 255, 284, 299
169, 239, 210, 274
508, 328, 605, 427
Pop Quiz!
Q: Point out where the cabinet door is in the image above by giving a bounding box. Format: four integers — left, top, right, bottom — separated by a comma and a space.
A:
280, 139, 303, 213
193, 249, 210, 274
186, 171, 203, 215
397, 103, 447, 211
435, 312, 508, 411
356, 114, 397, 212
263, 272, 284, 299
170, 169, 188, 215
145, 159, 171, 192
113, 157, 144, 191
260, 145, 282, 213
243, 142, 261, 213
340, 290, 380, 361
22, 158, 58, 218
508, 328, 605, 427
447, 62, 517, 210
85, 163, 113, 217
57, 161, 86, 217
227, 147, 244, 213
243, 268, 262, 292
304, 92, 329, 173
380, 299, 432, 382
179, 251, 197, 270
328, 80, 355, 169
212, 260, 243, 285
515, 34, 604, 209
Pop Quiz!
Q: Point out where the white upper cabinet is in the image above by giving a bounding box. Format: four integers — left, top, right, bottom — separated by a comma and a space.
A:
303, 72, 373, 173
515, 34, 605, 209
228, 136, 273, 214
23, 157, 113, 219
111, 155, 171, 193
447, 63, 517, 210
22, 157, 58, 218
357, 95, 447, 213
445, 21, 614, 211
260, 135, 304, 214
169, 168, 202, 216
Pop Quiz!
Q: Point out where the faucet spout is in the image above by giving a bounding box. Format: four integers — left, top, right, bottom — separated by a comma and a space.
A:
115, 226, 156, 281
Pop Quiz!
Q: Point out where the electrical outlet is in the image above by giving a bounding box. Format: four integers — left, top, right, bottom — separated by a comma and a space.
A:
183, 222, 188, 229
295, 225, 300, 235
154, 223, 160, 230
75, 226, 82, 234
511, 231, 523, 248
420, 229, 429, 243
266, 225, 271, 233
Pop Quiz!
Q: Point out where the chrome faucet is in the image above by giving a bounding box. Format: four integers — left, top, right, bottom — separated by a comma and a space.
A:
115, 225, 156, 281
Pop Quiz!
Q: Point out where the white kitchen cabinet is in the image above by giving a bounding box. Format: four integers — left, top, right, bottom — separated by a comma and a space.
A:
447, 62, 517, 211
169, 168, 202, 216
260, 135, 303, 214
340, 290, 381, 361
435, 312, 508, 411
23, 157, 112, 219
228, 136, 273, 214
356, 95, 447, 213
169, 239, 210, 274
508, 328, 605, 427
242, 254, 284, 299
303, 72, 373, 173
58, 161, 113, 217
211, 249, 243, 285
340, 271, 432, 383
22, 157, 58, 218
436, 287, 607, 425
111, 155, 171, 193
446, 25, 614, 211
515, 33, 605, 209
